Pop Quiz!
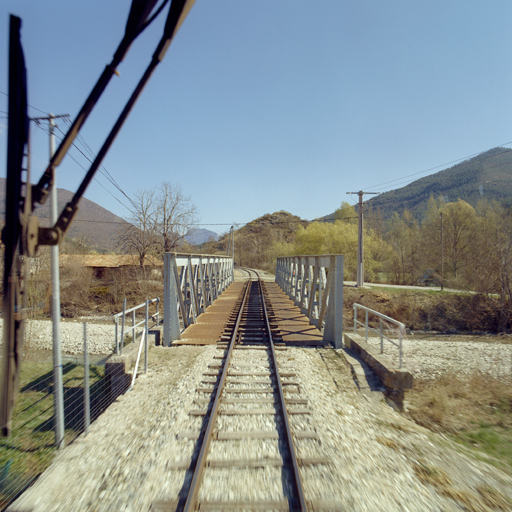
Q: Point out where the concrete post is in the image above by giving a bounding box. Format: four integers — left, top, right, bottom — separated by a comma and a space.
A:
49, 115, 65, 448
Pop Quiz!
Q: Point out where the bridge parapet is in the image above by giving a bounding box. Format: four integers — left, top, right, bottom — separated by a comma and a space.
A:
163, 253, 234, 346
275, 255, 344, 348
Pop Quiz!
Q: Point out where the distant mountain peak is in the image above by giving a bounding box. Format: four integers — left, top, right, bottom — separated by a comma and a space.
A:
185, 228, 219, 245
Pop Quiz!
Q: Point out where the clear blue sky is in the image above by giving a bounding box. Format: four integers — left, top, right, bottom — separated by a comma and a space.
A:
1, 1, 511, 236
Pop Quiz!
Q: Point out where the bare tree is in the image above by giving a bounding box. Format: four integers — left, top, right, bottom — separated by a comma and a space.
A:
156, 182, 198, 254
117, 188, 158, 274
117, 183, 198, 272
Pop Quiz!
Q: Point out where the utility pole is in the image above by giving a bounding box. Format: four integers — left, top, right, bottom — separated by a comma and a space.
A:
32, 113, 68, 448
231, 226, 235, 262
226, 226, 232, 257
346, 190, 379, 287
440, 212, 444, 291
226, 226, 235, 261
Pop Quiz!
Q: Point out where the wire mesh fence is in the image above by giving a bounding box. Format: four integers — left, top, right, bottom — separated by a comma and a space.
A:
0, 295, 162, 509
0, 323, 114, 510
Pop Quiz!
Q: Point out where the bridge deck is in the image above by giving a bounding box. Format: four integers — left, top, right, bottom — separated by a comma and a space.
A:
174, 281, 325, 346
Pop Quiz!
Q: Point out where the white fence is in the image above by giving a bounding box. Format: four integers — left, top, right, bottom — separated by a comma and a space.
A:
163, 253, 234, 346
275, 255, 344, 348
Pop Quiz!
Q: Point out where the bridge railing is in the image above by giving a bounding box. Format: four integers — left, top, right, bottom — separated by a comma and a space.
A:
275, 255, 344, 348
113, 297, 160, 355
353, 303, 405, 368
163, 253, 234, 346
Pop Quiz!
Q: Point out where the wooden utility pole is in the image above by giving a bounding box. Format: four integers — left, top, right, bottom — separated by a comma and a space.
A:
346, 190, 379, 287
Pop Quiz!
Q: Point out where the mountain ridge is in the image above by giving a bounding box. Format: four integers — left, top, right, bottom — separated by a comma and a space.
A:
0, 178, 127, 251
319, 147, 512, 222
368, 147, 512, 218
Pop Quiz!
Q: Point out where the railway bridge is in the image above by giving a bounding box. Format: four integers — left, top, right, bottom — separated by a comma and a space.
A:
6, 254, 512, 512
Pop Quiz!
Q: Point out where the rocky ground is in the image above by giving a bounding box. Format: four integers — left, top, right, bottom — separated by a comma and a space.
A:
8, 316, 512, 381
363, 333, 512, 380
9, 340, 512, 511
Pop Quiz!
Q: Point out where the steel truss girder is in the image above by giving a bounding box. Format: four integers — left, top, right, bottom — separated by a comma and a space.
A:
275, 255, 344, 348
163, 253, 234, 346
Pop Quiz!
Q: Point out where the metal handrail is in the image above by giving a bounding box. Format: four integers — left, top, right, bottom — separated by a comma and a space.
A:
127, 299, 150, 392
127, 329, 146, 392
353, 303, 405, 368
113, 297, 160, 354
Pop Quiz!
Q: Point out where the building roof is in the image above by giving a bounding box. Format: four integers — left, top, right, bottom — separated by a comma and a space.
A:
60, 254, 163, 268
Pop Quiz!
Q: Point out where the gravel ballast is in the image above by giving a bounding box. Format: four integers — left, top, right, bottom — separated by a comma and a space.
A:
9, 334, 512, 511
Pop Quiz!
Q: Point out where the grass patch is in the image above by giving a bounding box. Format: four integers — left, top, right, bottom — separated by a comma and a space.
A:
413, 459, 512, 511
454, 424, 512, 473
407, 372, 512, 475
0, 360, 107, 508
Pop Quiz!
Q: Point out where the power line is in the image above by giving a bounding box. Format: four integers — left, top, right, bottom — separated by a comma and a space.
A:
37, 216, 126, 225
1, 89, 50, 115
4, 90, 136, 213
55, 120, 137, 210
59, 117, 137, 210
33, 122, 133, 213
364, 142, 512, 192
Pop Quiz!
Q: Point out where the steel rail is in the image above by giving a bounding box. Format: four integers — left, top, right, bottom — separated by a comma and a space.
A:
240, 267, 260, 281
183, 279, 251, 512
259, 280, 308, 512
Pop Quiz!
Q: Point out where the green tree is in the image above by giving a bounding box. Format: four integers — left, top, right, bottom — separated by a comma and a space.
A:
441, 199, 476, 281
385, 210, 421, 284
470, 200, 512, 329
419, 195, 445, 278
275, 221, 386, 281
333, 202, 357, 223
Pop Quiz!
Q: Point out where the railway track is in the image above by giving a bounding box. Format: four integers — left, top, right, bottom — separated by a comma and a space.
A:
155, 274, 331, 511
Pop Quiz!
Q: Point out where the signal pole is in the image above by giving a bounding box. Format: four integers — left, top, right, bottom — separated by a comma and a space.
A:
32, 113, 68, 448
346, 190, 379, 287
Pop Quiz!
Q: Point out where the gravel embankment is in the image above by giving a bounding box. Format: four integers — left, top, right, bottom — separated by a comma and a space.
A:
10, 343, 512, 511
0, 319, 117, 355
6, 317, 512, 379
364, 335, 512, 380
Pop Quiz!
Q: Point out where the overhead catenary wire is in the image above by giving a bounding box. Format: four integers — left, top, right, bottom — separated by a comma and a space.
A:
60, 116, 135, 199
41, 122, 133, 211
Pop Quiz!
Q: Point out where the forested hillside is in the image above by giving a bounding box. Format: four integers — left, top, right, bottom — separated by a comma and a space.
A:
367, 147, 512, 218
200, 211, 308, 268
272, 199, 512, 331
319, 147, 512, 222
